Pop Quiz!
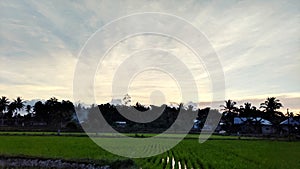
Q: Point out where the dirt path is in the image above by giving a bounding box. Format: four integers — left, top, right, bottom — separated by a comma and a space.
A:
0, 156, 110, 169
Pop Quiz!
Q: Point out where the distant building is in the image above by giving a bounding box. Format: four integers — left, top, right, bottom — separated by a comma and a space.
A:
193, 119, 200, 129
280, 117, 300, 135
280, 117, 300, 125
234, 117, 276, 135
114, 121, 126, 128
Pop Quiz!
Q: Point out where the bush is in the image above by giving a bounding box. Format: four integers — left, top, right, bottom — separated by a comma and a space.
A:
65, 121, 78, 130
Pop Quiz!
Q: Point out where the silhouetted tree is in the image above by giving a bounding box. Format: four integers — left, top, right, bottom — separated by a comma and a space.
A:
45, 97, 61, 127
134, 102, 149, 112
13, 97, 25, 117
123, 94, 131, 106
220, 100, 238, 131
260, 97, 284, 124
74, 103, 88, 123
260, 97, 283, 112
33, 101, 48, 123
0, 96, 9, 125
6, 102, 16, 124
239, 102, 259, 118
24, 105, 33, 123
60, 100, 75, 124
87, 104, 103, 132
238, 102, 263, 133
25, 105, 32, 114
197, 107, 210, 129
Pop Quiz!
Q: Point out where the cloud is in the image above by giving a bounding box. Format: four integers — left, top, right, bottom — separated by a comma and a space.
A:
0, 0, 299, 110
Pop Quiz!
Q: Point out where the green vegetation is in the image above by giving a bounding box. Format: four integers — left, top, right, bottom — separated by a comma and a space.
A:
0, 133, 299, 169
2, 96, 299, 136
136, 139, 300, 169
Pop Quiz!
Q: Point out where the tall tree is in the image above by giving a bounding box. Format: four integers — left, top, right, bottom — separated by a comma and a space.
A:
33, 101, 48, 123
6, 102, 16, 124
13, 97, 25, 116
221, 100, 237, 116
11, 97, 25, 125
45, 97, 61, 127
239, 102, 258, 117
260, 97, 284, 124
239, 102, 262, 133
123, 94, 131, 106
0, 96, 9, 125
260, 97, 283, 112
25, 105, 32, 114
220, 100, 238, 131
60, 100, 75, 124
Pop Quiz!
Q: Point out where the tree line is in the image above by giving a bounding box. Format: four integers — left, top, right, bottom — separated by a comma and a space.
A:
0, 96, 76, 130
218, 97, 296, 134
0, 95, 298, 134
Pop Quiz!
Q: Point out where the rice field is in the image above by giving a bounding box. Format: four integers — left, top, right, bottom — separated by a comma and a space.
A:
0, 133, 299, 169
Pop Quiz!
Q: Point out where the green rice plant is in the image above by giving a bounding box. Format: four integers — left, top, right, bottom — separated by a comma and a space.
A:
0, 133, 300, 169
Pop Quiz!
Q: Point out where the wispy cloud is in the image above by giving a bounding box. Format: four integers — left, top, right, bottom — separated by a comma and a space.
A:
0, 0, 299, 111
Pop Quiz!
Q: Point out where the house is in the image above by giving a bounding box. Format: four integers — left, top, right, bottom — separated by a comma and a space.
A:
280, 117, 300, 125
280, 117, 300, 134
234, 117, 276, 135
192, 119, 200, 130
192, 119, 225, 133
114, 121, 127, 128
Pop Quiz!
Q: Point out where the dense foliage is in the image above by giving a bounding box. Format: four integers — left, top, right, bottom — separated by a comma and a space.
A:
0, 96, 298, 135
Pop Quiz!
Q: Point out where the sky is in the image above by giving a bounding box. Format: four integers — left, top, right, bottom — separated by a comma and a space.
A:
0, 0, 299, 113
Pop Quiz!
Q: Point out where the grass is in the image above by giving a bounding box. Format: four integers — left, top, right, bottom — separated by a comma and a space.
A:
136, 139, 300, 169
0, 133, 299, 169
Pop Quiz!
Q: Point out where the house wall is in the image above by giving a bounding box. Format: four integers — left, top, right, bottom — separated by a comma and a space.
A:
262, 126, 276, 134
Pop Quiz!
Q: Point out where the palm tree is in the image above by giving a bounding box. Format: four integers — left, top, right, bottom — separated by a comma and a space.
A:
12, 97, 25, 125
239, 102, 255, 117
25, 105, 32, 114
239, 102, 262, 133
220, 100, 238, 131
220, 100, 237, 115
260, 97, 284, 125
14, 97, 25, 113
260, 97, 283, 112
33, 101, 47, 123
6, 102, 16, 124
45, 97, 61, 127
0, 96, 9, 125
25, 105, 33, 120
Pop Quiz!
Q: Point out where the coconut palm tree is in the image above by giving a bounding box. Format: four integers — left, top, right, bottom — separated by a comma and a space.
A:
238, 102, 263, 133
14, 97, 25, 113
25, 105, 32, 114
260, 97, 283, 112
6, 102, 16, 124
260, 97, 284, 125
220, 100, 237, 115
0, 96, 9, 125
239, 102, 256, 117
220, 100, 238, 132
25, 105, 33, 120
14, 97, 25, 116
12, 97, 25, 125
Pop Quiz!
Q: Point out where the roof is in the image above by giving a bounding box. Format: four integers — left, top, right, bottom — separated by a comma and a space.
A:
280, 118, 300, 125
115, 121, 126, 124
234, 117, 272, 125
